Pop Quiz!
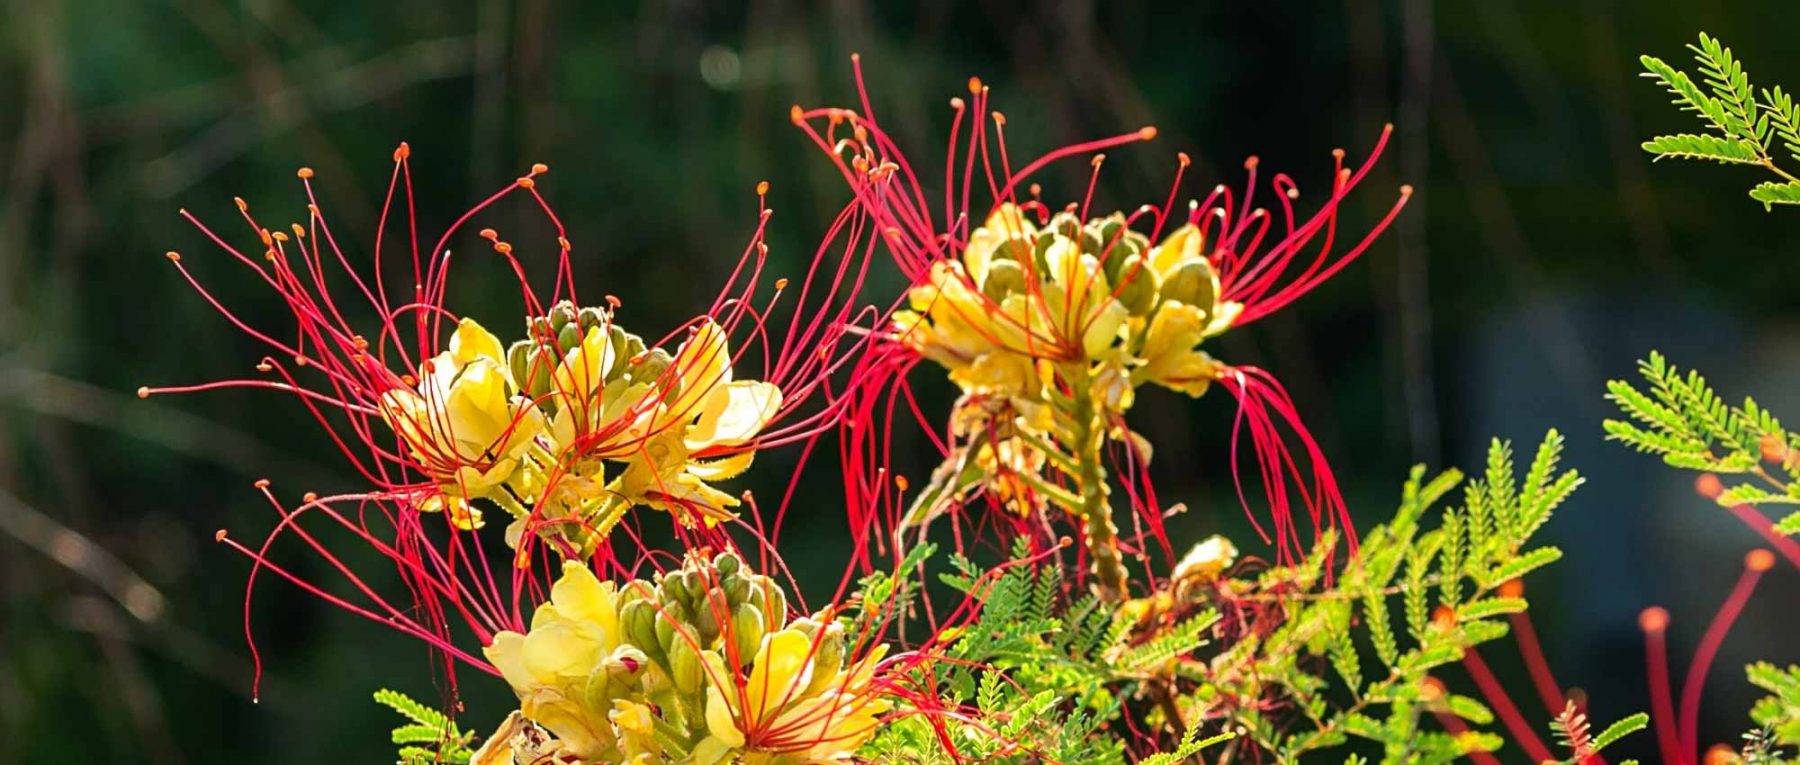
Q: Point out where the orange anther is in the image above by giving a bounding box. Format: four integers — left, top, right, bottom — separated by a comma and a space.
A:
297, 167, 314, 179
1638, 606, 1669, 632
1747, 548, 1776, 572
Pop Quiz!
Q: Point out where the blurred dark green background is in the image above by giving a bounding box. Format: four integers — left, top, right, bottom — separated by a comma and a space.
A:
3, 2, 1798, 762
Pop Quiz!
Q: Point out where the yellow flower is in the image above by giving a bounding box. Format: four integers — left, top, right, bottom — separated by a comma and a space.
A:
606, 319, 782, 524
379, 318, 545, 494
694, 628, 890, 764
1134, 301, 1221, 397
483, 561, 633, 761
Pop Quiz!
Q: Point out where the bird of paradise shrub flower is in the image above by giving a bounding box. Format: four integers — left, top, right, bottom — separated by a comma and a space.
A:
140, 145, 892, 695
795, 64, 1412, 597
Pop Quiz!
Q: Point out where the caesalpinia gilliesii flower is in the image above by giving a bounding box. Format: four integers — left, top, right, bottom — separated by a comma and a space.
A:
482, 551, 893, 764
143, 147, 889, 704
798, 72, 1412, 577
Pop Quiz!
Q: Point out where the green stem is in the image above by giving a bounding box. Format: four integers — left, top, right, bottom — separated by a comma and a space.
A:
1065, 365, 1128, 601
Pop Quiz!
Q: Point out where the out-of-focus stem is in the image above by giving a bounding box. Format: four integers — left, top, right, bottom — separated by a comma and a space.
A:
1679, 550, 1773, 762
1460, 648, 1555, 763
1640, 607, 1684, 765
1724, 503, 1800, 571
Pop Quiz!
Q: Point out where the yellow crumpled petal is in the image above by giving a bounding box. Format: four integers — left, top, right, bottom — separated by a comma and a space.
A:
449, 317, 507, 367
668, 319, 733, 420
552, 325, 615, 401
685, 381, 782, 452
1149, 223, 1203, 277
1137, 301, 1218, 397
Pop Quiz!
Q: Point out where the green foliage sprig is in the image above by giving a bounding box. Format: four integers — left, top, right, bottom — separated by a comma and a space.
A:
1749, 662, 1800, 747
1605, 351, 1800, 531
860, 536, 1225, 764
1237, 432, 1580, 763
372, 689, 475, 765
1640, 33, 1800, 209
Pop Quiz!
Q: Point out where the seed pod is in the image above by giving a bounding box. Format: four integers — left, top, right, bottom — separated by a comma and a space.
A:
1159, 257, 1219, 310
1114, 255, 1160, 316
667, 638, 704, 695
730, 603, 766, 660
981, 259, 1027, 302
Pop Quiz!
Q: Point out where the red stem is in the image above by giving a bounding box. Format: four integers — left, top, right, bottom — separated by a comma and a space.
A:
1678, 551, 1772, 763
1429, 708, 1504, 765
1725, 504, 1800, 571
1641, 608, 1684, 765
1507, 610, 1568, 714
1461, 648, 1556, 763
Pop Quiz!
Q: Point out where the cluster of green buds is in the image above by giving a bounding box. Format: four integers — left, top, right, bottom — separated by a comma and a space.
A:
483, 551, 884, 764
619, 549, 793, 694
973, 210, 1216, 322
504, 300, 674, 420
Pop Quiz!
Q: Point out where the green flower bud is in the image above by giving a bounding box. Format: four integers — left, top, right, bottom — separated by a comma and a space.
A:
1115, 255, 1160, 316
667, 638, 704, 695
721, 575, 749, 606
654, 601, 689, 653
1159, 257, 1219, 310
731, 602, 766, 660
548, 301, 577, 333
604, 326, 633, 382
981, 259, 1028, 302
676, 571, 707, 607
659, 572, 690, 607
756, 578, 788, 628
633, 348, 673, 385
992, 236, 1033, 265
713, 552, 742, 578
694, 594, 724, 647
577, 306, 606, 332
804, 622, 847, 695
556, 322, 582, 354
621, 600, 660, 656
507, 340, 535, 390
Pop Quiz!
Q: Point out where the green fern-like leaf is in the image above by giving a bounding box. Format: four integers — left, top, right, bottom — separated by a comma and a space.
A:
1749, 181, 1800, 210
1643, 133, 1763, 164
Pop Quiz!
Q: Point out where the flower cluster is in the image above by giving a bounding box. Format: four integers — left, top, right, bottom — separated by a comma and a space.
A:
481, 551, 891, 764
798, 73, 1410, 585
381, 301, 781, 557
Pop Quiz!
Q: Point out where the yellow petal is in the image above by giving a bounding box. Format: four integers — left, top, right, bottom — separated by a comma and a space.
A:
747, 629, 815, 723
550, 560, 619, 636
483, 631, 532, 691
685, 381, 782, 451
669, 319, 733, 419
688, 450, 755, 482
704, 685, 747, 748
553, 325, 615, 400
450, 317, 506, 366
1149, 223, 1203, 276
